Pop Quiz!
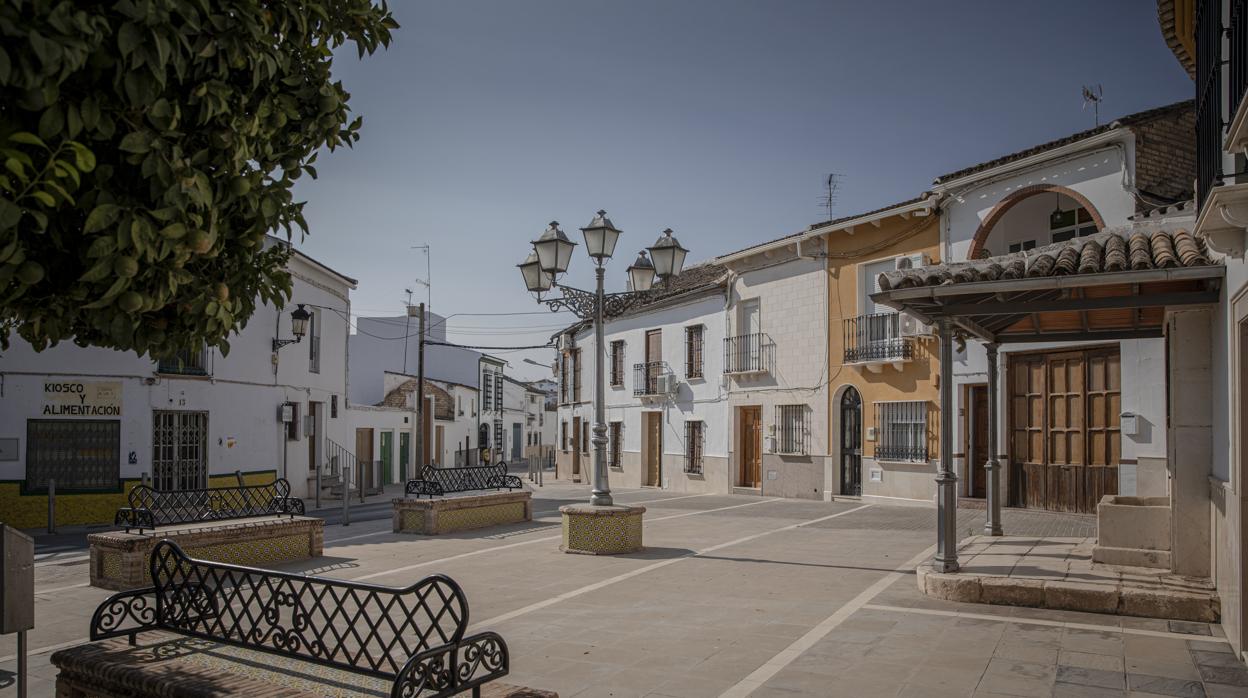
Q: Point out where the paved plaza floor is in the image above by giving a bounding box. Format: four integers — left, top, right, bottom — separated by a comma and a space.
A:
2, 481, 1245, 697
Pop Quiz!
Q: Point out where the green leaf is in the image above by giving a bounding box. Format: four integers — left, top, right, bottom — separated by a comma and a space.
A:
0, 46, 10, 83
84, 203, 122, 233
37, 105, 64, 142
159, 222, 187, 239
118, 131, 150, 153
29, 191, 55, 207
118, 22, 142, 58
8, 132, 47, 149
70, 143, 96, 172
0, 198, 21, 230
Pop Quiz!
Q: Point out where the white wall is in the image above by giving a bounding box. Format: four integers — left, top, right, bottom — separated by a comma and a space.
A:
348, 311, 483, 405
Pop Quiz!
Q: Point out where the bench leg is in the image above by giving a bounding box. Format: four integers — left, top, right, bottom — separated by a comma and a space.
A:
473, 687, 480, 698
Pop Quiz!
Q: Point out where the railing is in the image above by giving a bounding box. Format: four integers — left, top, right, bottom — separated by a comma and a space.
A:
723, 333, 773, 374
874, 401, 929, 463
683, 421, 704, 474
632, 361, 670, 396
1233, 0, 1248, 129
843, 313, 912, 364
324, 438, 364, 503
156, 346, 208, 376
89, 540, 510, 697
1197, 0, 1224, 209
773, 405, 810, 456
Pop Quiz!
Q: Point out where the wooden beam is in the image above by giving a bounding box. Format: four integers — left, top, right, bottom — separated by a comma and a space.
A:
953, 316, 997, 342
996, 328, 1164, 343
934, 290, 1220, 316
874, 265, 1225, 303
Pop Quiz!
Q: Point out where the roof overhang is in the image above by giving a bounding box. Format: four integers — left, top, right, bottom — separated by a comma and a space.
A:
872, 265, 1223, 344
930, 128, 1128, 194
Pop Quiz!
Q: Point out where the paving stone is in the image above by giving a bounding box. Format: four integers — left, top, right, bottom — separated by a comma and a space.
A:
1056, 664, 1127, 690
1197, 664, 1248, 687
1170, 621, 1214, 636
1193, 651, 1247, 669
1127, 673, 1208, 697
1053, 682, 1127, 697
1060, 650, 1126, 672
1126, 658, 1203, 681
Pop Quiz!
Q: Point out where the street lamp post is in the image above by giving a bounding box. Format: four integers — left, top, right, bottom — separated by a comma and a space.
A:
518, 212, 690, 517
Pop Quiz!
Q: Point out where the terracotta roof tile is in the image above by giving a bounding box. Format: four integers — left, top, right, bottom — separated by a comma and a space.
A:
877, 228, 1213, 292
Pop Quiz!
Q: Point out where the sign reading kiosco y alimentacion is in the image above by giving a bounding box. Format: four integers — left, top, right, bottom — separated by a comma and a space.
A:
42, 381, 122, 417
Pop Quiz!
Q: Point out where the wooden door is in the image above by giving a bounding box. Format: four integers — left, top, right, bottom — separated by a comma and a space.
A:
435, 426, 445, 466
1010, 357, 1046, 509
739, 406, 762, 487
1084, 350, 1121, 511
644, 412, 662, 486
572, 416, 581, 477
355, 428, 373, 492
969, 386, 988, 499
1046, 352, 1085, 513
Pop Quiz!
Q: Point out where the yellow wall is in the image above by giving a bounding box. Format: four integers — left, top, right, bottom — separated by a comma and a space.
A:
0, 470, 277, 529
825, 215, 943, 459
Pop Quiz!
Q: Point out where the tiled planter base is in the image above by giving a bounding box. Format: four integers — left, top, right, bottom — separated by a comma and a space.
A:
88, 515, 323, 591
392, 491, 532, 535
559, 504, 645, 555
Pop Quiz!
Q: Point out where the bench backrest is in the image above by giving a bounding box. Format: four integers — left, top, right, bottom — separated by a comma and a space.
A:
147, 540, 470, 680
419, 464, 507, 493
126, 479, 292, 527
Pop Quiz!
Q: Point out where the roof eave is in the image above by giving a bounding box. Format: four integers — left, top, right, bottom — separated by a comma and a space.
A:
931, 128, 1129, 194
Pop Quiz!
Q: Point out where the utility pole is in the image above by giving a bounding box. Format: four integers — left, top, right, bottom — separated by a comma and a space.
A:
402, 288, 413, 374
415, 302, 426, 468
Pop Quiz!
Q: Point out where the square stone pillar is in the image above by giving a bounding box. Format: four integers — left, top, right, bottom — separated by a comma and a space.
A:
1167, 308, 1214, 578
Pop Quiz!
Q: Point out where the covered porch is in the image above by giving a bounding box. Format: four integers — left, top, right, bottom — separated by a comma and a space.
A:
871, 227, 1224, 617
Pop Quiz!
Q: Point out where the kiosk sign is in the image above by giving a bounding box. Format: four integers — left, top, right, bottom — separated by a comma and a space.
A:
42, 381, 122, 417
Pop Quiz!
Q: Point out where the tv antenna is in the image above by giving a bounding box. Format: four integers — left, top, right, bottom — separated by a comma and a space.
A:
411, 244, 431, 313
1082, 84, 1104, 126
819, 173, 842, 221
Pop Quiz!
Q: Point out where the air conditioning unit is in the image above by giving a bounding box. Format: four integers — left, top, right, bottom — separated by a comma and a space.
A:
654, 373, 678, 395
894, 253, 929, 271
898, 311, 931, 338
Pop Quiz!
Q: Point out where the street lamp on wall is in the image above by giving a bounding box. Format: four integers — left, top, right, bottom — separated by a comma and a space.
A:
272, 304, 311, 352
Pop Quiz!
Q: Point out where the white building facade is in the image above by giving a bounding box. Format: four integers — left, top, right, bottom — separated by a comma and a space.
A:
0, 244, 355, 525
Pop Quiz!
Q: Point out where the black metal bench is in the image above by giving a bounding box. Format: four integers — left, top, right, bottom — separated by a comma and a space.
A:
114, 478, 305, 533
405, 463, 525, 499
89, 540, 510, 698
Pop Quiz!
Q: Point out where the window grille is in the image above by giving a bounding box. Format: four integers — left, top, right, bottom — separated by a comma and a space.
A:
724, 333, 773, 374
493, 419, 503, 455
331, 394, 338, 418
582, 421, 589, 454
773, 405, 810, 455
25, 419, 120, 492
559, 353, 569, 403
494, 371, 503, 411
610, 341, 625, 386
483, 372, 493, 412
683, 420, 704, 474
561, 421, 568, 452
874, 401, 928, 462
572, 349, 582, 402
609, 422, 623, 468
685, 326, 704, 379
156, 345, 208, 376
308, 309, 321, 373
152, 411, 209, 491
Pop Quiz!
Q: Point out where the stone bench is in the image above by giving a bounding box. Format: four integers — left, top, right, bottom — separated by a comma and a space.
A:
88, 515, 322, 590
394, 490, 532, 535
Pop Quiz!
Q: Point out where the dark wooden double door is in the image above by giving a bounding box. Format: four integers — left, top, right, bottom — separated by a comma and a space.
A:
1009, 348, 1120, 513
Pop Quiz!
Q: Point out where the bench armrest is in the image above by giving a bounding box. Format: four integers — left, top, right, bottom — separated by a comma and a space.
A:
114, 507, 155, 533
390, 631, 509, 698
486, 475, 525, 491
405, 479, 445, 498
271, 496, 305, 516
90, 587, 158, 645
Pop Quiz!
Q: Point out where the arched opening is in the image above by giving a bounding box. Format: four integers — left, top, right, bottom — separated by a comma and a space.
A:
969, 185, 1105, 260
839, 386, 863, 496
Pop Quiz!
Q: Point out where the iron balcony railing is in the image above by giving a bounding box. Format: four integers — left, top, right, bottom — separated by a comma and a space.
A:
156, 346, 208, 376
723, 333, 773, 374
1197, 0, 1225, 209
1233, 0, 1248, 130
843, 313, 912, 364
633, 361, 671, 396
874, 401, 928, 463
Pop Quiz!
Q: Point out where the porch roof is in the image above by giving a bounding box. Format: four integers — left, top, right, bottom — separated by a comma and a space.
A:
870, 228, 1224, 343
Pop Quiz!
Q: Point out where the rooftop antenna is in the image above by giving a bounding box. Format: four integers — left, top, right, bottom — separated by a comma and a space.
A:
1082, 84, 1104, 126
819, 173, 842, 221
411, 244, 431, 313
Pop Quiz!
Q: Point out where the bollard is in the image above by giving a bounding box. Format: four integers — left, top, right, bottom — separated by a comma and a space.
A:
46, 478, 56, 534
341, 472, 350, 527
235, 470, 245, 488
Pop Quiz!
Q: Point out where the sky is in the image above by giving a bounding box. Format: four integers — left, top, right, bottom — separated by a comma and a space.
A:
289, 0, 1194, 382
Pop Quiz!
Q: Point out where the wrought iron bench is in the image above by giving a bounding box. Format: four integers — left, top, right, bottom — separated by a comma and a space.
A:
405, 463, 525, 499
89, 540, 510, 698
114, 478, 305, 533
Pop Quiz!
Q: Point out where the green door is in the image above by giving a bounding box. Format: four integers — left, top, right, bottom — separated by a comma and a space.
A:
380, 431, 393, 484
399, 432, 411, 481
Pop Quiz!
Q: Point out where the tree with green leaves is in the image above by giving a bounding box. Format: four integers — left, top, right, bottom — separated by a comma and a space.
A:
0, 0, 397, 357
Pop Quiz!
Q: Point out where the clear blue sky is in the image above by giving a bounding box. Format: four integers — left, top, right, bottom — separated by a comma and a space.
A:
290, 0, 1193, 381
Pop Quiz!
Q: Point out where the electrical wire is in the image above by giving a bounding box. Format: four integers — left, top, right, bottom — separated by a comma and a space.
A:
425, 340, 554, 351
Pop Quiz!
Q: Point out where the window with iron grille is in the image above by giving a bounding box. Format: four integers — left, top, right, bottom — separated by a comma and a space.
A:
561, 421, 568, 451
156, 345, 208, 376
493, 419, 503, 456
685, 325, 704, 379
559, 352, 569, 403
874, 401, 928, 462
331, 394, 338, 418
609, 422, 623, 468
683, 420, 704, 474
573, 349, 583, 402
773, 405, 810, 455
308, 308, 321, 373
582, 420, 589, 454
483, 372, 493, 411
610, 341, 625, 386
493, 372, 503, 412
25, 419, 121, 492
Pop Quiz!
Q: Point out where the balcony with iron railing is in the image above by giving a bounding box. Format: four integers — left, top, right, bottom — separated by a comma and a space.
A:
1194, 0, 1248, 249
633, 361, 673, 397
723, 333, 773, 375
843, 313, 913, 371
156, 346, 209, 376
